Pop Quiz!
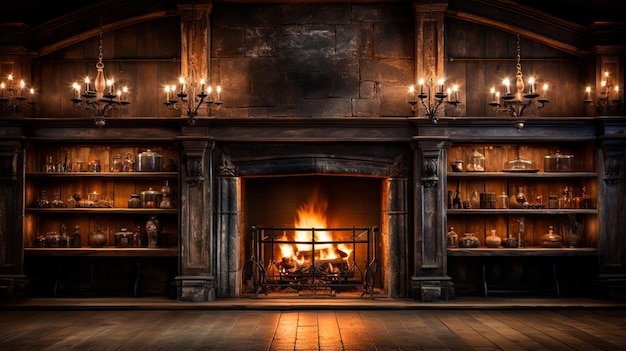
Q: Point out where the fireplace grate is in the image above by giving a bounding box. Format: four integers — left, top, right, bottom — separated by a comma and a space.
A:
244, 226, 378, 298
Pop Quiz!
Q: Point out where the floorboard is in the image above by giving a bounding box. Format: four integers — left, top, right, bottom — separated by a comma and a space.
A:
1, 308, 626, 350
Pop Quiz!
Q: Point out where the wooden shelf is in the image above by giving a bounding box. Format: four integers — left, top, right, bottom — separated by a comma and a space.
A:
25, 208, 178, 214
26, 172, 178, 178
447, 172, 597, 179
24, 247, 178, 257
446, 209, 597, 215
447, 247, 598, 257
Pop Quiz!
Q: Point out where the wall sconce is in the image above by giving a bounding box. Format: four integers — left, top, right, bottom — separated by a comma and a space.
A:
70, 26, 129, 127
584, 71, 622, 115
163, 77, 222, 125
408, 79, 461, 124
0, 74, 36, 116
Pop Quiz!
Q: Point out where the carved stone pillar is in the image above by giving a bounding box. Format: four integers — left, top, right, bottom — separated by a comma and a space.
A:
386, 152, 411, 297
410, 137, 453, 301
176, 135, 215, 301
595, 120, 626, 298
215, 153, 238, 297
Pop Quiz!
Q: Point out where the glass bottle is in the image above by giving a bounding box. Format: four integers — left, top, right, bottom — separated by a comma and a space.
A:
469, 189, 480, 209
37, 190, 49, 208
447, 226, 458, 248
466, 148, 485, 172
559, 186, 572, 209
43, 155, 55, 172
497, 191, 509, 209
581, 186, 592, 209
564, 214, 582, 247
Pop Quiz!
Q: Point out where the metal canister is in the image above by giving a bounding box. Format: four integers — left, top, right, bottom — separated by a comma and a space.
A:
136, 149, 163, 172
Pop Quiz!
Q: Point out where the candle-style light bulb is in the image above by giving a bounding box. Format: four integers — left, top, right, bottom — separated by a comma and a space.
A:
503, 78, 511, 95
179, 77, 186, 94
542, 84, 549, 99
528, 77, 535, 94
418, 78, 425, 94
216, 85, 222, 101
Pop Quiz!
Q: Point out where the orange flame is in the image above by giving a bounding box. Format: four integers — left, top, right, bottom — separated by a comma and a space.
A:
279, 188, 353, 264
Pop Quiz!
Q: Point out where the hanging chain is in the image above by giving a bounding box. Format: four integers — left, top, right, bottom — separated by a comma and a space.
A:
515, 1, 522, 76
96, 10, 104, 69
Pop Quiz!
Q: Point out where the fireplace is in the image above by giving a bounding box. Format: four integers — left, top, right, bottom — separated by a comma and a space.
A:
208, 136, 414, 299
241, 176, 382, 297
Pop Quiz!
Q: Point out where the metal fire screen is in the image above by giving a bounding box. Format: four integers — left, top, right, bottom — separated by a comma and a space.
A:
243, 226, 378, 298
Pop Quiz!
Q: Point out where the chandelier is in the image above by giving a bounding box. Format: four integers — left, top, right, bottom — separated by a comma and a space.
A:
0, 74, 36, 116
487, 2, 548, 130
585, 71, 622, 115
163, 77, 222, 125
71, 23, 129, 127
408, 0, 461, 124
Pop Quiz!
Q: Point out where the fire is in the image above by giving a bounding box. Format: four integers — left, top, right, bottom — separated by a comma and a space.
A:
279, 188, 353, 265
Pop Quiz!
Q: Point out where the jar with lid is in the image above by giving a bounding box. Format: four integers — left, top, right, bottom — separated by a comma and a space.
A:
115, 228, 133, 248
37, 190, 49, 208
51, 193, 64, 208
559, 186, 572, 209
137, 149, 163, 172
141, 188, 163, 209
111, 153, 123, 172
128, 194, 142, 208
123, 152, 135, 172
466, 148, 485, 172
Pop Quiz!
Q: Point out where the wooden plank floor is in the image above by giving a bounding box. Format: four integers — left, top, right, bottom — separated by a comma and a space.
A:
1, 309, 625, 350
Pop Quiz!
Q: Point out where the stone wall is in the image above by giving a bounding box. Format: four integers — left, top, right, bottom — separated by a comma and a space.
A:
212, 2, 415, 118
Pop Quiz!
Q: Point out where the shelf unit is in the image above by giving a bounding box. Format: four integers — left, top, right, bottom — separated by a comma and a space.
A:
445, 143, 599, 297
23, 142, 180, 297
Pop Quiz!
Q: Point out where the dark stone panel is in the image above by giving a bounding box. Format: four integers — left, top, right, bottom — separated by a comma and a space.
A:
245, 27, 276, 58
374, 21, 414, 59
336, 24, 374, 60
212, 26, 245, 57
352, 3, 414, 23
276, 24, 336, 72
280, 4, 352, 25
296, 98, 352, 117
352, 98, 380, 117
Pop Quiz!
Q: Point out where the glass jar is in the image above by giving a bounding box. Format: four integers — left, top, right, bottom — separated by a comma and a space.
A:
541, 225, 563, 248
51, 193, 64, 208
141, 188, 163, 209
466, 148, 485, 172
37, 190, 49, 208
111, 153, 123, 172
559, 186, 572, 209
123, 152, 135, 172
115, 228, 133, 248
563, 214, 582, 247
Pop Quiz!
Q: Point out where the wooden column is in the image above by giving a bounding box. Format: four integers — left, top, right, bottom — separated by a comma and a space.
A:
176, 133, 216, 301
410, 137, 453, 301
411, 1, 448, 119
178, 1, 212, 119
215, 154, 238, 298
596, 120, 626, 298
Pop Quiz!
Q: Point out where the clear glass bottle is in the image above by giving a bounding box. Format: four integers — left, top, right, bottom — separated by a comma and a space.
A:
37, 190, 49, 208
559, 186, 572, 209
497, 191, 509, 209
466, 148, 485, 172
469, 189, 480, 209
541, 225, 563, 248
43, 155, 55, 172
